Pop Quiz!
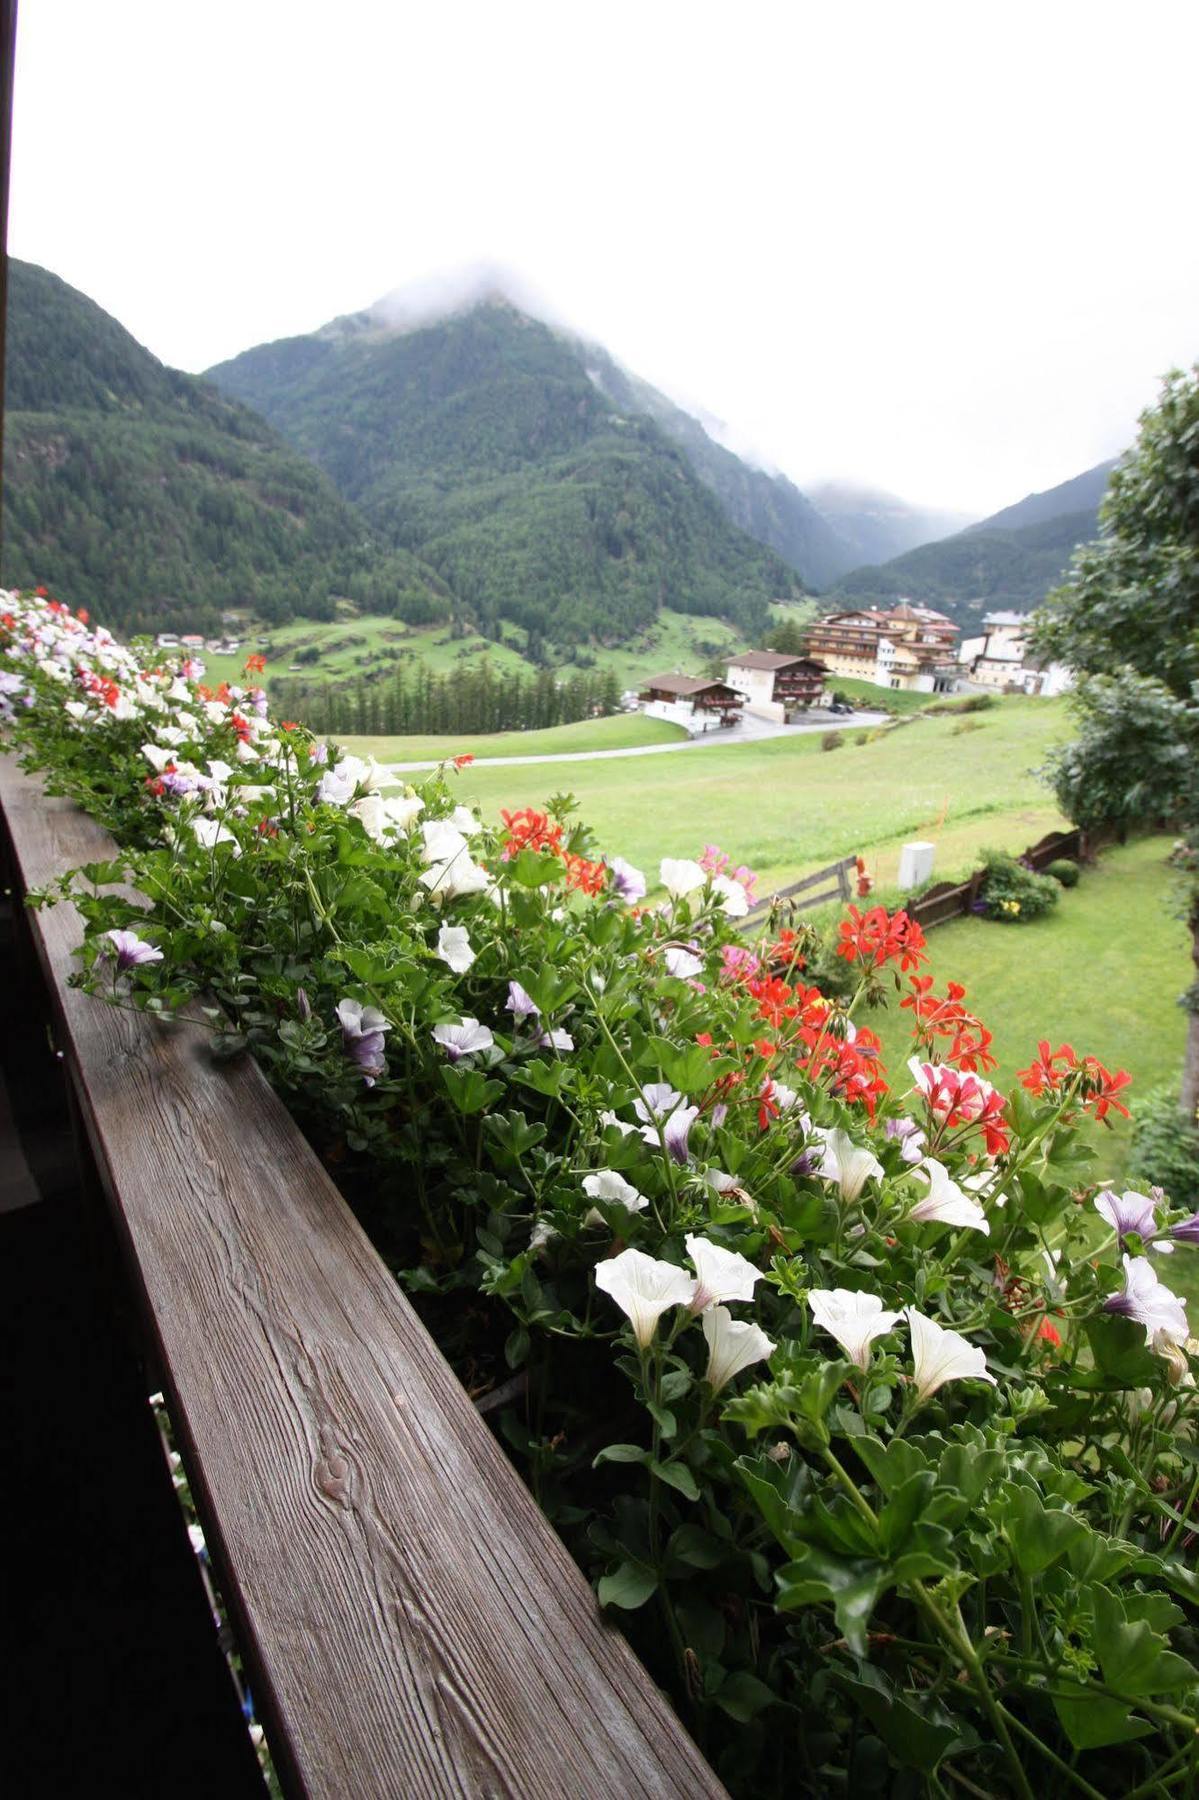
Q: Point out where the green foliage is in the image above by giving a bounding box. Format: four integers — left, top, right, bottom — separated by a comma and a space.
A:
1046, 858, 1080, 888
276, 662, 622, 738
1, 261, 451, 636
820, 730, 844, 751
977, 849, 1061, 923
1129, 1087, 1199, 1202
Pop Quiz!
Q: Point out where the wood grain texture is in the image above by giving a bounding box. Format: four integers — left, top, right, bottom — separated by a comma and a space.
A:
0, 757, 727, 1800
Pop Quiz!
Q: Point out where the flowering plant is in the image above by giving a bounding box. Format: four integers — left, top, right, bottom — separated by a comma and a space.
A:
4, 587, 1199, 1796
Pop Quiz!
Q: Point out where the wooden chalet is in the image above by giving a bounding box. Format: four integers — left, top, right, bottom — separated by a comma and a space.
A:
724, 650, 827, 713
639, 672, 745, 726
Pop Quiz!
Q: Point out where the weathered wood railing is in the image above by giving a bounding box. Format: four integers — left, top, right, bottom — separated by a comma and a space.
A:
743, 854, 858, 928
0, 756, 726, 1800
906, 829, 1090, 931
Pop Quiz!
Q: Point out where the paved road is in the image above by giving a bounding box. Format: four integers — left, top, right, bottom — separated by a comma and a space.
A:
381, 710, 891, 776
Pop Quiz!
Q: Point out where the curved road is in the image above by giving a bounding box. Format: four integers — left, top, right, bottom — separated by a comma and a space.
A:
381, 709, 891, 777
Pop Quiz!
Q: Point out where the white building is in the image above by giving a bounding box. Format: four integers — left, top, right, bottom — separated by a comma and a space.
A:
723, 652, 827, 722
961, 611, 1073, 697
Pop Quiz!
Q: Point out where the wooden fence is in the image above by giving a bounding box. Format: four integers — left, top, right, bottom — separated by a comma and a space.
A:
747, 830, 1094, 937
906, 829, 1087, 931
743, 854, 858, 928
0, 756, 725, 1800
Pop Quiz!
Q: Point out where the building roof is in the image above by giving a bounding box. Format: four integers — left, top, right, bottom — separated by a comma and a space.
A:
728, 650, 824, 672
983, 610, 1028, 627
641, 672, 741, 699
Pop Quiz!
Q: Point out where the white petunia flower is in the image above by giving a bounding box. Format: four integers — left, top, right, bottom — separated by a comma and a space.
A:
435, 924, 476, 973
685, 1233, 762, 1311
659, 857, 706, 899
702, 1306, 776, 1392
908, 1158, 990, 1234
808, 1287, 902, 1369
663, 946, 703, 980
420, 855, 491, 902
710, 873, 750, 918
1103, 1255, 1188, 1346
191, 817, 240, 856
422, 819, 470, 865
905, 1307, 997, 1402
583, 1170, 648, 1217
814, 1127, 884, 1204
594, 1248, 695, 1347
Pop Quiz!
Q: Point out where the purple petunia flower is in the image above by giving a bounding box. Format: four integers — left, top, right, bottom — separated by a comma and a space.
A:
534, 1028, 574, 1052
608, 857, 647, 903
1167, 1212, 1199, 1246
886, 1115, 927, 1165
336, 997, 391, 1086
1095, 1189, 1165, 1250
104, 928, 164, 973
506, 980, 539, 1019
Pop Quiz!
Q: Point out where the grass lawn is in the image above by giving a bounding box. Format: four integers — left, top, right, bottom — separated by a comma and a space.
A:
829, 676, 942, 716
867, 836, 1187, 1195
429, 697, 1070, 893
342, 713, 688, 763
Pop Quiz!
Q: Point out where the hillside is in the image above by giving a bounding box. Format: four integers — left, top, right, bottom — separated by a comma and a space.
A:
576, 343, 854, 586
0, 261, 452, 638
206, 299, 805, 646
829, 460, 1114, 629
829, 510, 1100, 632
965, 458, 1115, 535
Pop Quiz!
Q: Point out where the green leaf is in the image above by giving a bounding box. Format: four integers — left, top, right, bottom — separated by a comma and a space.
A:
646, 1400, 678, 1439
1084, 1315, 1160, 1386
1051, 1686, 1154, 1751
440, 1065, 503, 1115
877, 1471, 937, 1555
853, 1436, 930, 1496
713, 1670, 776, 1723
1093, 1586, 1198, 1696
836, 1669, 975, 1774
593, 1443, 649, 1467
667, 1524, 729, 1570
650, 1458, 699, 1502
597, 1560, 658, 1611
1002, 1485, 1087, 1575
776, 1544, 886, 1657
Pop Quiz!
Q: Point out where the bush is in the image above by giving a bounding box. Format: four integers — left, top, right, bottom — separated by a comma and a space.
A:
1129, 1086, 1199, 1203
854, 730, 869, 745
977, 849, 1061, 922
820, 731, 844, 751
950, 719, 983, 736
1046, 858, 1080, 888
928, 692, 998, 715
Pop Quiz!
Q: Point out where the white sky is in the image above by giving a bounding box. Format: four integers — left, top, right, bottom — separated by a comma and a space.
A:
9, 0, 1199, 514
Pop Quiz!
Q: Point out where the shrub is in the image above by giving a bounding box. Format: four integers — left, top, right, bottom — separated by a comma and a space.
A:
976, 849, 1061, 922
950, 718, 983, 736
820, 730, 844, 751
1129, 1085, 1199, 1203
1046, 857, 1080, 887
928, 692, 998, 715
854, 730, 869, 745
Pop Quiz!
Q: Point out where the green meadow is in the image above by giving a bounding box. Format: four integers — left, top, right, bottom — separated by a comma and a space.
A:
423, 697, 1070, 893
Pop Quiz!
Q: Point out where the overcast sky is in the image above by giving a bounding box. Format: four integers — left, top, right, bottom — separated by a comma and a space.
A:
9, 0, 1198, 514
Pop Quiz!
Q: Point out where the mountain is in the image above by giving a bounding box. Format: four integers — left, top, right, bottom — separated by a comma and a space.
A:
963, 459, 1116, 536
828, 460, 1115, 631
205, 294, 806, 647
806, 482, 976, 570
0, 260, 451, 638
575, 345, 854, 587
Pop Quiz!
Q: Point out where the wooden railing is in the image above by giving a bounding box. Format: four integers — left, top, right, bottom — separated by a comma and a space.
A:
906, 829, 1088, 931
0, 756, 725, 1800
743, 854, 858, 928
